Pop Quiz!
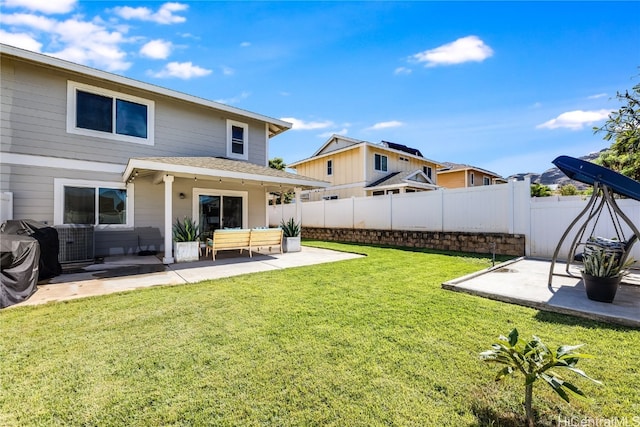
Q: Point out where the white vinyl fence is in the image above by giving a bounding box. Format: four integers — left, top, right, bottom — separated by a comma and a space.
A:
529, 196, 640, 260
269, 179, 640, 260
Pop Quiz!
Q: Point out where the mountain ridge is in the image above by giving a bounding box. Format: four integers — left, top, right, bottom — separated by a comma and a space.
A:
507, 149, 606, 189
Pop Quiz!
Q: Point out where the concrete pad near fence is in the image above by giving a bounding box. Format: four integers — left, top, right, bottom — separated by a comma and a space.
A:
442, 257, 640, 328
13, 246, 363, 307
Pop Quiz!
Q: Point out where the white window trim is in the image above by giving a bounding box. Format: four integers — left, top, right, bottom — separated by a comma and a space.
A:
226, 119, 249, 161
424, 166, 432, 179
374, 153, 388, 172
327, 159, 333, 176
470, 172, 475, 186
54, 178, 134, 228
192, 188, 248, 229
66, 81, 155, 146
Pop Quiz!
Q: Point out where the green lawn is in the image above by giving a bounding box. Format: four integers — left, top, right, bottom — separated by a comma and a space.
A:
1, 242, 638, 426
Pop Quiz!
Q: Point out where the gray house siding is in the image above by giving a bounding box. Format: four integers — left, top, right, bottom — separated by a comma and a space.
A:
1, 45, 311, 262
1, 56, 269, 165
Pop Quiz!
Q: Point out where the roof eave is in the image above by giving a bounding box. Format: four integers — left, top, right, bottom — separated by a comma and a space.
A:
123, 158, 328, 189
1, 44, 291, 137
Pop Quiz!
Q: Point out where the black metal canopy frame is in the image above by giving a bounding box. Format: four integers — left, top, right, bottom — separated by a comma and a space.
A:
548, 156, 640, 286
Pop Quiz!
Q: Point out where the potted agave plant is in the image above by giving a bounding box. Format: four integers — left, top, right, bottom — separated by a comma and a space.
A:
581, 245, 633, 303
280, 217, 301, 253
172, 216, 201, 262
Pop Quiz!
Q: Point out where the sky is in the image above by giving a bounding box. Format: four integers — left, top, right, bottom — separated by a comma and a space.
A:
1, 0, 639, 177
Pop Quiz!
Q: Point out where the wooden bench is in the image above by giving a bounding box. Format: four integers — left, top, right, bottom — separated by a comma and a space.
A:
206, 229, 251, 260
249, 228, 283, 256
206, 228, 283, 260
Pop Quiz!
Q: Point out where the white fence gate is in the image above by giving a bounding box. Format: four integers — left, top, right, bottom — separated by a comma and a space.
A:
269, 180, 640, 260
529, 196, 640, 260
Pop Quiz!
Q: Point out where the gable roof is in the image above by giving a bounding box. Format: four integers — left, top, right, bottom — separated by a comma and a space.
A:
0, 43, 291, 137
438, 162, 503, 178
290, 134, 442, 168
365, 169, 438, 191
381, 141, 423, 158
312, 134, 365, 157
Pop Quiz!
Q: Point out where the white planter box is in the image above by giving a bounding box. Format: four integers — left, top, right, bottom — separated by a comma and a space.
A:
173, 241, 200, 262
283, 236, 301, 253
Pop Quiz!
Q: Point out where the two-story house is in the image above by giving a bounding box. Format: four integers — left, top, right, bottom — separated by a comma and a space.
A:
0, 44, 327, 263
288, 135, 441, 201
437, 162, 506, 189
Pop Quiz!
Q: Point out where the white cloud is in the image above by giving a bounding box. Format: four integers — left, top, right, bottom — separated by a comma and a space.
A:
221, 66, 235, 76
140, 39, 172, 59
280, 117, 334, 131
3, 0, 76, 14
412, 35, 493, 67
240, 41, 251, 47
48, 18, 131, 71
394, 67, 412, 75
366, 121, 404, 130
113, 2, 188, 24
536, 109, 611, 130
587, 93, 608, 100
318, 129, 348, 138
152, 61, 212, 79
215, 91, 251, 104
4, 12, 132, 71
0, 29, 42, 51
1, 13, 57, 31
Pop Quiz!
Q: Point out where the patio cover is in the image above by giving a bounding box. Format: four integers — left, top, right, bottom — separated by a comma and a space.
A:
122, 157, 328, 264
122, 157, 328, 190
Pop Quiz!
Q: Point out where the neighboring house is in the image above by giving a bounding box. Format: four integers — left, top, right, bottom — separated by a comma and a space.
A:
288, 135, 441, 201
0, 44, 327, 263
437, 162, 507, 189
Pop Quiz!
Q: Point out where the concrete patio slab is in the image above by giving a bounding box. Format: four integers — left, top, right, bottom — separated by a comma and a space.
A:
443, 257, 640, 328
13, 246, 363, 307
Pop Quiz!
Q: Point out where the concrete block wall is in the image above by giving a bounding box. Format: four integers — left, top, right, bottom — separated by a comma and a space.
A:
302, 227, 525, 257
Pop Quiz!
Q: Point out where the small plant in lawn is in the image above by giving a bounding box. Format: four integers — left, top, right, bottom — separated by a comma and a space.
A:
280, 217, 301, 238
173, 216, 201, 242
480, 328, 602, 427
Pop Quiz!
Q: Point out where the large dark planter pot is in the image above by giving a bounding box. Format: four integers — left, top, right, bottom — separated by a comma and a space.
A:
581, 273, 622, 303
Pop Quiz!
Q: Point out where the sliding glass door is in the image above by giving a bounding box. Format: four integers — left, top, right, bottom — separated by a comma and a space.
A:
194, 190, 247, 238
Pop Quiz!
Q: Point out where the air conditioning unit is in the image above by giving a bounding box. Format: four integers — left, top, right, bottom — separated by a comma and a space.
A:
55, 225, 95, 263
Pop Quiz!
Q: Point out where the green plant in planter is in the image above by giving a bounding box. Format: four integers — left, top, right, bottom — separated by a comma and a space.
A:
280, 218, 301, 238
173, 217, 201, 242
581, 243, 634, 302
480, 328, 601, 427
582, 245, 633, 278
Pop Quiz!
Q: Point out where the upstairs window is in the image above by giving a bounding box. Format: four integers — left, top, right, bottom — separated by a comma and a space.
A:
374, 154, 388, 172
423, 166, 433, 180
470, 172, 475, 186
227, 120, 248, 160
67, 81, 154, 145
483, 176, 491, 185
327, 159, 333, 176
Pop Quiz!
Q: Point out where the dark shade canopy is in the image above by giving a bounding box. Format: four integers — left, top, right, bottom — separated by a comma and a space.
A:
552, 155, 640, 201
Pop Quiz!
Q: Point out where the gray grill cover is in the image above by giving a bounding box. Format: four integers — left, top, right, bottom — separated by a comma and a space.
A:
1, 234, 40, 308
